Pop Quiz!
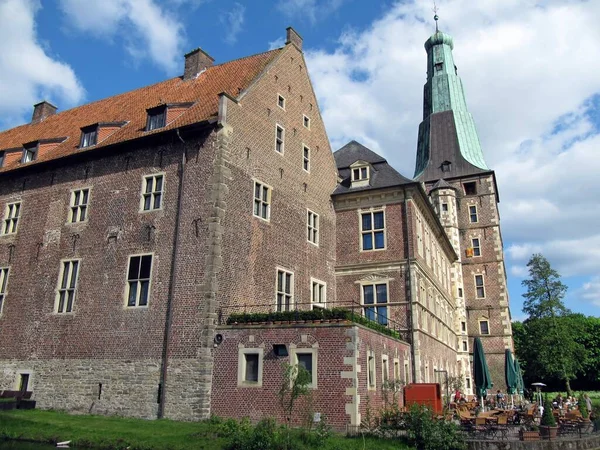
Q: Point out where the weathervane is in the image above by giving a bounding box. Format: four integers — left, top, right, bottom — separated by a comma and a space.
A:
433, 1, 439, 33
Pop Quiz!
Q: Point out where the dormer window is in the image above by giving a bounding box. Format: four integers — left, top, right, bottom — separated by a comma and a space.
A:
146, 106, 167, 131
350, 161, 371, 188
441, 161, 451, 172
0, 152, 4, 168
22, 143, 38, 163
80, 126, 98, 148
352, 167, 368, 181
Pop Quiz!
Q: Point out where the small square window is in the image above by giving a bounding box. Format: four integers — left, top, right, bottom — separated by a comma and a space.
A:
441, 161, 451, 172
475, 275, 485, 298
141, 174, 164, 211
0, 267, 9, 315
56, 260, 80, 313
307, 210, 319, 245
277, 94, 285, 109
80, 127, 98, 148
471, 238, 481, 256
303, 115, 310, 129
69, 188, 90, 223
22, 145, 37, 163
253, 180, 271, 221
303, 145, 310, 172
441, 203, 448, 212
146, 106, 167, 131
463, 182, 477, 195
469, 205, 478, 223
479, 320, 490, 335
361, 210, 385, 250
275, 125, 285, 153
311, 279, 326, 309
2, 202, 21, 235
126, 254, 153, 307
276, 268, 293, 312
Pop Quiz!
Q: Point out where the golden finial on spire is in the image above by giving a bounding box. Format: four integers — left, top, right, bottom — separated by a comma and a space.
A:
433, 1, 439, 33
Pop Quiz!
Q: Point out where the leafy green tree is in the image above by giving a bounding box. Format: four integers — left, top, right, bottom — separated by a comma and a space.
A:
520, 254, 583, 395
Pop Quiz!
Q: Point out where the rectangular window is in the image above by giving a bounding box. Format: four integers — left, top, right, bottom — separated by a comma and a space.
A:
56, 260, 80, 313
479, 320, 490, 335
141, 174, 164, 211
352, 166, 368, 181
466, 377, 471, 389
296, 352, 314, 386
368, 353, 376, 389
361, 210, 385, 250
469, 205, 478, 223
0, 267, 8, 314
253, 180, 271, 221
275, 125, 284, 153
475, 275, 485, 298
441, 203, 448, 212
69, 188, 90, 223
472, 238, 481, 256
0, 152, 5, 168
146, 107, 167, 131
463, 182, 477, 195
80, 127, 98, 148
382, 356, 389, 382
126, 254, 152, 307
394, 359, 400, 381
362, 283, 388, 326
307, 210, 319, 245
22, 145, 37, 163
461, 321, 466, 332
462, 340, 468, 351
303, 115, 310, 129
311, 279, 326, 309
458, 288, 463, 297
303, 145, 310, 172
276, 268, 293, 312
277, 94, 285, 109
238, 348, 263, 387
2, 202, 21, 235
405, 362, 410, 383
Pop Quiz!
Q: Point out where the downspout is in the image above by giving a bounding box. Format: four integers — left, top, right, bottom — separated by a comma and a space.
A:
158, 128, 187, 419
402, 188, 417, 383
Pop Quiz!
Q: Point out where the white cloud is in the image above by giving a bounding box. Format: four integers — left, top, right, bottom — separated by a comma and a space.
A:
0, 0, 84, 129
268, 37, 285, 51
59, 0, 187, 74
305, 0, 600, 309
579, 276, 600, 307
220, 3, 245, 45
276, 0, 346, 24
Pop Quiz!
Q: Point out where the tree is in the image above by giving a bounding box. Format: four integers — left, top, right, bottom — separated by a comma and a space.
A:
520, 254, 583, 395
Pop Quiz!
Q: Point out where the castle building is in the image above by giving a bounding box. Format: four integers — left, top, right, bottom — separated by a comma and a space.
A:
0, 26, 511, 429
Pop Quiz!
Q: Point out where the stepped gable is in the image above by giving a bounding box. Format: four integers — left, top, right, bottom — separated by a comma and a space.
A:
0, 49, 281, 173
333, 140, 413, 195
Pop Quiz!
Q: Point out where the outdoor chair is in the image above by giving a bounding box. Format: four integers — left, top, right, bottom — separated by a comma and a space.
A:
489, 415, 509, 440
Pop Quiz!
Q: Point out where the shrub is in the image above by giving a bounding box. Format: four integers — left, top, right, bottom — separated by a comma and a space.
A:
404, 404, 466, 450
540, 395, 556, 427
225, 417, 282, 450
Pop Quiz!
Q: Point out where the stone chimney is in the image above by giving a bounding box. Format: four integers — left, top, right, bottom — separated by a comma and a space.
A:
285, 27, 303, 51
31, 101, 57, 124
183, 48, 214, 81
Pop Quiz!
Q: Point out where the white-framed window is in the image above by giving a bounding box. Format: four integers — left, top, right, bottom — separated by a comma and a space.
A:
69, 188, 90, 223
303, 115, 310, 129
362, 282, 388, 325
479, 319, 490, 335
277, 94, 285, 110
382, 355, 389, 383
275, 124, 285, 153
141, 174, 164, 211
55, 260, 80, 314
469, 205, 478, 223
0, 267, 9, 314
2, 202, 21, 235
253, 180, 271, 221
276, 268, 293, 312
475, 274, 485, 298
471, 238, 481, 257
360, 210, 385, 251
367, 350, 376, 390
126, 254, 152, 307
307, 209, 319, 245
292, 348, 318, 389
237, 348, 264, 387
303, 145, 310, 172
352, 166, 369, 182
310, 278, 326, 309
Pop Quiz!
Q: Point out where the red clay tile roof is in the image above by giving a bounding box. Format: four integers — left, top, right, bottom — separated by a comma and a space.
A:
0, 48, 282, 173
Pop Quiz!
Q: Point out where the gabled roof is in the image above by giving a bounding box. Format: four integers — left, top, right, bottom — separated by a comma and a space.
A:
0, 49, 282, 173
430, 178, 456, 191
333, 140, 413, 195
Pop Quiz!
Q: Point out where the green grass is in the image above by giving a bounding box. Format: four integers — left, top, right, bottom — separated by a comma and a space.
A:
0, 410, 412, 450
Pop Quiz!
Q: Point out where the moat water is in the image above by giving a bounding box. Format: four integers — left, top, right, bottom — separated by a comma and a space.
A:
0, 442, 78, 449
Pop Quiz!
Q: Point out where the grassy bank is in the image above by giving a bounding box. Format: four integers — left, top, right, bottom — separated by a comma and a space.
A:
0, 410, 411, 450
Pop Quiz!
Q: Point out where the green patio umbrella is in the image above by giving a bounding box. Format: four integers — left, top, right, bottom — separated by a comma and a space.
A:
505, 349, 518, 407
473, 337, 493, 410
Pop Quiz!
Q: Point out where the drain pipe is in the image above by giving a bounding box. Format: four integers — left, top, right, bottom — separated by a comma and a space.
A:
158, 129, 187, 419
402, 188, 417, 383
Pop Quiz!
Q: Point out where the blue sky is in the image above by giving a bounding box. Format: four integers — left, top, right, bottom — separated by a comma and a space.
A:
1, 0, 599, 321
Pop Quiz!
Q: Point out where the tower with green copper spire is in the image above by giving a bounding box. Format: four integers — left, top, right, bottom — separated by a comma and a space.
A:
415, 24, 513, 392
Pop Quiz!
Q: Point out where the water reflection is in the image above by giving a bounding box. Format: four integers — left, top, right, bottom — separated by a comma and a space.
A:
0, 442, 74, 449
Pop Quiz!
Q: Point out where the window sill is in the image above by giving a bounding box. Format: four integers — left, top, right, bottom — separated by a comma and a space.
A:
238, 381, 263, 388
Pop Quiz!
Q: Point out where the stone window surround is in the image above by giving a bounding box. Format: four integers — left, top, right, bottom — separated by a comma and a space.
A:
358, 207, 386, 252
252, 179, 272, 222
124, 252, 154, 308
54, 258, 81, 314
393, 357, 401, 381
0, 266, 8, 315
474, 273, 486, 299
310, 277, 326, 309
140, 173, 165, 213
2, 201, 21, 235
277, 93, 286, 110
275, 266, 294, 312
68, 187, 91, 224
478, 317, 490, 335
367, 349, 376, 390
14, 370, 33, 391
307, 209, 319, 245
302, 144, 310, 173
360, 279, 389, 326
468, 204, 478, 223
237, 346, 264, 387
275, 123, 285, 154
302, 114, 310, 129
290, 346, 318, 389
471, 236, 481, 257
381, 354, 389, 383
